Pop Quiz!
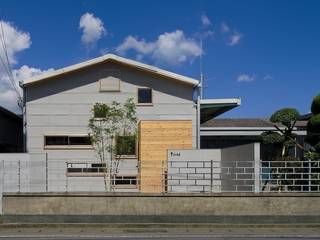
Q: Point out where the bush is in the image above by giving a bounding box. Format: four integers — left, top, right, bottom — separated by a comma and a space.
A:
315, 142, 320, 153
270, 108, 300, 127
311, 95, 320, 114
307, 114, 320, 134
261, 132, 285, 144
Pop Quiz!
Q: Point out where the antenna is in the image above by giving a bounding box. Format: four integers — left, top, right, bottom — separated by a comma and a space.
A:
199, 38, 204, 99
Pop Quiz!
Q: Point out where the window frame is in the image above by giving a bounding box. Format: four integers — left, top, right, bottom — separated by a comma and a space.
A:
112, 175, 138, 189
99, 69, 121, 92
44, 134, 93, 150
137, 87, 153, 106
66, 162, 106, 177
115, 135, 137, 158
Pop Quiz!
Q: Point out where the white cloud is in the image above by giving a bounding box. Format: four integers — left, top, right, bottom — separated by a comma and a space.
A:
220, 22, 230, 33
0, 20, 31, 64
263, 74, 273, 80
0, 65, 54, 113
237, 74, 255, 82
79, 13, 106, 46
201, 14, 212, 27
116, 30, 202, 65
228, 31, 242, 46
220, 22, 242, 46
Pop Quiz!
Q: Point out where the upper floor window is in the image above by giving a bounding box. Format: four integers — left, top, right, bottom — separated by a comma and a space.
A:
99, 70, 121, 92
137, 88, 152, 104
45, 135, 91, 148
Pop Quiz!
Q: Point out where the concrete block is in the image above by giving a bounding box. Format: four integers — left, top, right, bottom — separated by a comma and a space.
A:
196, 180, 210, 186
196, 168, 211, 174
180, 168, 195, 174
167, 180, 179, 186
187, 173, 204, 180
179, 180, 195, 186
188, 162, 203, 168
171, 162, 187, 168
237, 173, 253, 180
187, 185, 204, 192
170, 185, 187, 192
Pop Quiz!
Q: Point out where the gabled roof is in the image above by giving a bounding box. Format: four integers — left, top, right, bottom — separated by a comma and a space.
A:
23, 54, 199, 87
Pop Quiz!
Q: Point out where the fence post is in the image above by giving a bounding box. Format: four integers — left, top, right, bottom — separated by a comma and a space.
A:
18, 160, 21, 192
45, 153, 48, 192
0, 160, 4, 214
210, 160, 213, 193
254, 143, 260, 193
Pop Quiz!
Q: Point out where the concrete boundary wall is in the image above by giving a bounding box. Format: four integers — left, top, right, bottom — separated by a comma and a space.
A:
2, 193, 320, 223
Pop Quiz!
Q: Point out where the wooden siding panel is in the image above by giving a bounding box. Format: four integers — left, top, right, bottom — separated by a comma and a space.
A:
139, 120, 192, 193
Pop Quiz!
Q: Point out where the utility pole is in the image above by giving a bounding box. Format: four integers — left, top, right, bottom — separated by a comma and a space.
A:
199, 38, 204, 99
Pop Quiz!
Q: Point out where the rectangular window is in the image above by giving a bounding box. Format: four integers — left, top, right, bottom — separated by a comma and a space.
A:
137, 88, 152, 104
99, 70, 121, 92
67, 163, 106, 176
45, 135, 91, 148
116, 135, 136, 156
112, 176, 137, 186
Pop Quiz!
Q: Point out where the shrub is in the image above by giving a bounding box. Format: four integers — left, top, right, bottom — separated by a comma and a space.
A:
311, 95, 320, 114
307, 114, 320, 134
270, 108, 300, 128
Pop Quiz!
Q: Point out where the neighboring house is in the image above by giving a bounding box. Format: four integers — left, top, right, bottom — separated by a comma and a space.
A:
22, 54, 240, 192
0, 106, 23, 153
200, 118, 307, 160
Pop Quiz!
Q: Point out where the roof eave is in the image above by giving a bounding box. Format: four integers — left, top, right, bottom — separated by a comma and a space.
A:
23, 54, 199, 87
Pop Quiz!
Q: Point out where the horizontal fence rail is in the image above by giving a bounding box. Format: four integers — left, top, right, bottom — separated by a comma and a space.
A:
0, 155, 319, 193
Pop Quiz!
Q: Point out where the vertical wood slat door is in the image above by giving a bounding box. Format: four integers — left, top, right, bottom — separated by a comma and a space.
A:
139, 120, 193, 193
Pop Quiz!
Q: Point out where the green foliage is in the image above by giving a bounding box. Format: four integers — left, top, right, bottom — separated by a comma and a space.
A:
270, 108, 300, 128
261, 132, 285, 144
116, 135, 136, 155
307, 114, 320, 134
311, 95, 320, 114
88, 98, 138, 191
315, 142, 320, 153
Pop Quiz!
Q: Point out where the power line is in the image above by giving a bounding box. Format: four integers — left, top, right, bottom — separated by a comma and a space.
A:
0, 18, 23, 109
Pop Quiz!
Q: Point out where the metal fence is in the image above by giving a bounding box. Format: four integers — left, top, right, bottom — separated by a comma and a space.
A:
0, 156, 320, 193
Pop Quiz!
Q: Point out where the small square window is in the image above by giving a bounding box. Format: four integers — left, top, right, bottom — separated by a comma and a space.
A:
138, 88, 152, 104
116, 135, 136, 156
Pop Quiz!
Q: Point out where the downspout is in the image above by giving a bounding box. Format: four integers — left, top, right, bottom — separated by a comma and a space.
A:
193, 82, 201, 150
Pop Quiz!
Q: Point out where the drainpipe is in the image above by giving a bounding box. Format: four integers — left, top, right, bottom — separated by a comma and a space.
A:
197, 92, 201, 149
193, 82, 201, 150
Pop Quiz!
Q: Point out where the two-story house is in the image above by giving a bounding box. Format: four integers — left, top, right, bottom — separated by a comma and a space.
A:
22, 54, 240, 192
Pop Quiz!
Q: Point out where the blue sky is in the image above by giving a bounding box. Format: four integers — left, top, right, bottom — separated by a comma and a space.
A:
0, 0, 319, 117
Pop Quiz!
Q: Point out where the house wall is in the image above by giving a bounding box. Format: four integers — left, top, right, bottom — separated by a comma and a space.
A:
25, 61, 196, 191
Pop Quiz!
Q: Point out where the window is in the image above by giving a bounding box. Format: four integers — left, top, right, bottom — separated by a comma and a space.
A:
45, 135, 91, 148
137, 88, 152, 104
112, 176, 137, 186
116, 135, 136, 156
67, 163, 105, 176
99, 70, 121, 92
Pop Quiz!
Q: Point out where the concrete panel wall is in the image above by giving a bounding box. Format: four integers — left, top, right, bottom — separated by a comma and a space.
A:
3, 193, 320, 217
167, 149, 221, 192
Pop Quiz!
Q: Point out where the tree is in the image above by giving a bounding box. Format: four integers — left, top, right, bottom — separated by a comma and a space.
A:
88, 98, 137, 191
261, 108, 301, 157
306, 94, 320, 155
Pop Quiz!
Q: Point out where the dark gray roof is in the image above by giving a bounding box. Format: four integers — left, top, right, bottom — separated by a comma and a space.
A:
201, 118, 277, 128
201, 118, 308, 129
0, 105, 22, 121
